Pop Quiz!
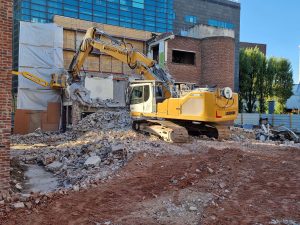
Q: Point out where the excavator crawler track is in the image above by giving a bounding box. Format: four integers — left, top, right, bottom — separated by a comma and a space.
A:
133, 120, 189, 143
214, 124, 231, 140
180, 122, 231, 140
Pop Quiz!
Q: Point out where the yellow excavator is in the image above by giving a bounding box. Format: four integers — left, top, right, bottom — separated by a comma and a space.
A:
68, 27, 238, 142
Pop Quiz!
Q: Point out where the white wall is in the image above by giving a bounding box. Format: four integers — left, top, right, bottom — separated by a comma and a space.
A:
85, 76, 114, 100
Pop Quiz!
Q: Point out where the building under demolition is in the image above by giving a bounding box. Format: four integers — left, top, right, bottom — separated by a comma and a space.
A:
13, 16, 238, 134
13, 0, 241, 89
12, 0, 241, 134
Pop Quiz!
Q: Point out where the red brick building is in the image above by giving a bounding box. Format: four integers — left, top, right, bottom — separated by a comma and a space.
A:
0, 0, 12, 191
167, 35, 235, 89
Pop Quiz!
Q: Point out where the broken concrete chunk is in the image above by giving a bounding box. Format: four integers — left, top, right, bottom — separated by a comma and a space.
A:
111, 144, 125, 153
13, 202, 25, 209
73, 185, 80, 192
207, 167, 214, 174
84, 156, 101, 167
219, 182, 226, 189
42, 153, 57, 166
15, 183, 22, 190
46, 161, 63, 172
25, 202, 32, 209
189, 206, 198, 211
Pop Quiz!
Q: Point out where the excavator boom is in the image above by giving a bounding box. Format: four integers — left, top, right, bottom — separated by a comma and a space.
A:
68, 27, 175, 98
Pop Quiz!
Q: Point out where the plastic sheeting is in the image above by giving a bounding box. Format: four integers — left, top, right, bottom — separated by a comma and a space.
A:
17, 22, 64, 110
17, 89, 61, 111
286, 84, 300, 109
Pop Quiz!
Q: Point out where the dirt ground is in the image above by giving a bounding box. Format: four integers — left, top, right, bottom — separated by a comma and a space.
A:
1, 141, 299, 225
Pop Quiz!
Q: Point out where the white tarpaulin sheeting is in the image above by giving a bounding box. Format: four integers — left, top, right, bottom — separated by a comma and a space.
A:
17, 22, 64, 110
17, 89, 61, 110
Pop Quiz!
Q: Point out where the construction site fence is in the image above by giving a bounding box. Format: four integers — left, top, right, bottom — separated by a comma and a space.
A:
235, 113, 300, 132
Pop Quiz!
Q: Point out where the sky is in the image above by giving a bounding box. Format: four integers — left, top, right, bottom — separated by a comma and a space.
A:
240, 0, 300, 84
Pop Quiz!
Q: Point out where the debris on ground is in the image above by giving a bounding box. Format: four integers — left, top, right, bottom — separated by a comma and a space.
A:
69, 83, 122, 108
10, 158, 27, 193
2, 108, 300, 224
231, 124, 300, 145
230, 126, 256, 141
1, 145, 299, 224
256, 117, 300, 143
73, 108, 131, 132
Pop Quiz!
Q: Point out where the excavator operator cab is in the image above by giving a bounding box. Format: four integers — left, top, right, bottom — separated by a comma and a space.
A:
129, 80, 165, 115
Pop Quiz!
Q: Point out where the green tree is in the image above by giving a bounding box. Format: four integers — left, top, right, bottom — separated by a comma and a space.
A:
255, 56, 269, 113
239, 47, 266, 113
273, 58, 294, 110
239, 49, 294, 114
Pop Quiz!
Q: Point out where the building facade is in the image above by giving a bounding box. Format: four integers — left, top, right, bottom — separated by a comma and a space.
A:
165, 35, 235, 89
13, 0, 174, 32
13, 0, 240, 90
12, 0, 174, 91
173, 0, 240, 90
0, 0, 13, 191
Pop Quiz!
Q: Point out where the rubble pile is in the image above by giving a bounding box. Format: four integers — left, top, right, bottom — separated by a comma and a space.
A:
11, 129, 77, 145
73, 108, 132, 132
5, 121, 169, 213
69, 83, 121, 107
11, 126, 169, 194
230, 125, 300, 145
230, 127, 256, 142
7, 107, 299, 215
0, 188, 67, 213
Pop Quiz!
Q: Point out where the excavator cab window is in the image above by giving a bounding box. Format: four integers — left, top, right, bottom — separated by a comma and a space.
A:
155, 85, 163, 98
130, 85, 150, 105
155, 84, 165, 103
144, 85, 150, 102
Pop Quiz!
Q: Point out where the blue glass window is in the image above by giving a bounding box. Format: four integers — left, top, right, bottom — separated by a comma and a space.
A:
15, 0, 175, 32
93, 16, 106, 23
107, 19, 119, 25
208, 19, 234, 29
80, 13, 92, 20
185, 15, 197, 24
132, 0, 144, 9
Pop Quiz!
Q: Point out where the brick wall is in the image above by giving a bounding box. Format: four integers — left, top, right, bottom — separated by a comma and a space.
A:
200, 37, 235, 89
0, 0, 13, 191
167, 36, 201, 84
167, 35, 235, 89
173, 0, 240, 91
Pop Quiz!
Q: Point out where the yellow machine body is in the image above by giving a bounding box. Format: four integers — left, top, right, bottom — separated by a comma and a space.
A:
129, 81, 238, 123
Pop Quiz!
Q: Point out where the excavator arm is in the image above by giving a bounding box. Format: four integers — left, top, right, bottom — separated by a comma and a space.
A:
12, 71, 49, 88
12, 71, 66, 89
68, 27, 175, 98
